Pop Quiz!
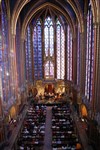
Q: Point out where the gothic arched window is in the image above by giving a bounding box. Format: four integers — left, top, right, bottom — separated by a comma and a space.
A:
85, 5, 94, 101
44, 17, 54, 79
1, 0, 10, 101
56, 19, 65, 79
25, 25, 33, 83
33, 19, 42, 79
67, 25, 72, 81
44, 17, 54, 57
25, 16, 71, 82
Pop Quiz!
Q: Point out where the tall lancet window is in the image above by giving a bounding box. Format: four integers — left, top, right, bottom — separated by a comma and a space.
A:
44, 61, 54, 79
56, 19, 65, 79
0, 37, 3, 99
77, 25, 81, 86
25, 26, 33, 83
44, 17, 54, 79
33, 19, 42, 79
85, 4, 94, 101
67, 25, 72, 81
0, 9, 3, 99
1, 0, 10, 101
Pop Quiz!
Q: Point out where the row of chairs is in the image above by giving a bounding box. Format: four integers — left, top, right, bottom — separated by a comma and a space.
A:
52, 104, 82, 150
16, 105, 46, 150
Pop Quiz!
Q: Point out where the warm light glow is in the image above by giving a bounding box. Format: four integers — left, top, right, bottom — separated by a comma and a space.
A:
10, 106, 16, 118
81, 118, 85, 122
81, 104, 88, 117
76, 143, 81, 149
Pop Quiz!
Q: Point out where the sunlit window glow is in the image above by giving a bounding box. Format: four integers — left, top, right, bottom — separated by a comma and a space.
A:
85, 5, 94, 101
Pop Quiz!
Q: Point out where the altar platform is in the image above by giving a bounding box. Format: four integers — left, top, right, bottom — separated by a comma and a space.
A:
33, 96, 68, 106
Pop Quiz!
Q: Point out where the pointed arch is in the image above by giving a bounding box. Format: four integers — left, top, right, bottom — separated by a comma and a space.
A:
91, 0, 97, 23
21, 3, 75, 40
11, 0, 30, 35
85, 2, 95, 101
67, 0, 84, 32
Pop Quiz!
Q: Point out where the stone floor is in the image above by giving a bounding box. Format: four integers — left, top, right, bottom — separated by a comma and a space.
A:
43, 106, 52, 150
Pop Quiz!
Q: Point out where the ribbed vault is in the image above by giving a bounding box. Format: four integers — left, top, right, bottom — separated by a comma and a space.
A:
10, 0, 90, 35
21, 2, 75, 39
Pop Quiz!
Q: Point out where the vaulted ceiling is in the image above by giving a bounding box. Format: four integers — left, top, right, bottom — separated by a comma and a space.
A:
8, 0, 96, 35
10, 0, 85, 22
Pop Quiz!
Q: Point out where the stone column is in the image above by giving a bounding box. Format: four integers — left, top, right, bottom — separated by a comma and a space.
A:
80, 31, 86, 95
80, 13, 87, 95
20, 38, 26, 86
94, 23, 100, 113
72, 25, 78, 85
10, 34, 18, 98
79, 1, 88, 95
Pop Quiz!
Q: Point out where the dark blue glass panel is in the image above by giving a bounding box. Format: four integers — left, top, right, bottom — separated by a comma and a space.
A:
1, 0, 10, 101
33, 19, 42, 79
25, 26, 33, 83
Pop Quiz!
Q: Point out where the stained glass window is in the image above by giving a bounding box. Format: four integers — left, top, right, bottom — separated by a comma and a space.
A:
25, 25, 33, 83
44, 61, 54, 79
85, 5, 94, 101
0, 70, 3, 99
0, 29, 3, 98
44, 17, 54, 79
0, 34, 2, 66
67, 25, 72, 81
1, 0, 10, 102
25, 17, 67, 81
77, 25, 81, 85
44, 17, 54, 57
0, 20, 2, 99
56, 19, 65, 79
33, 19, 42, 79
